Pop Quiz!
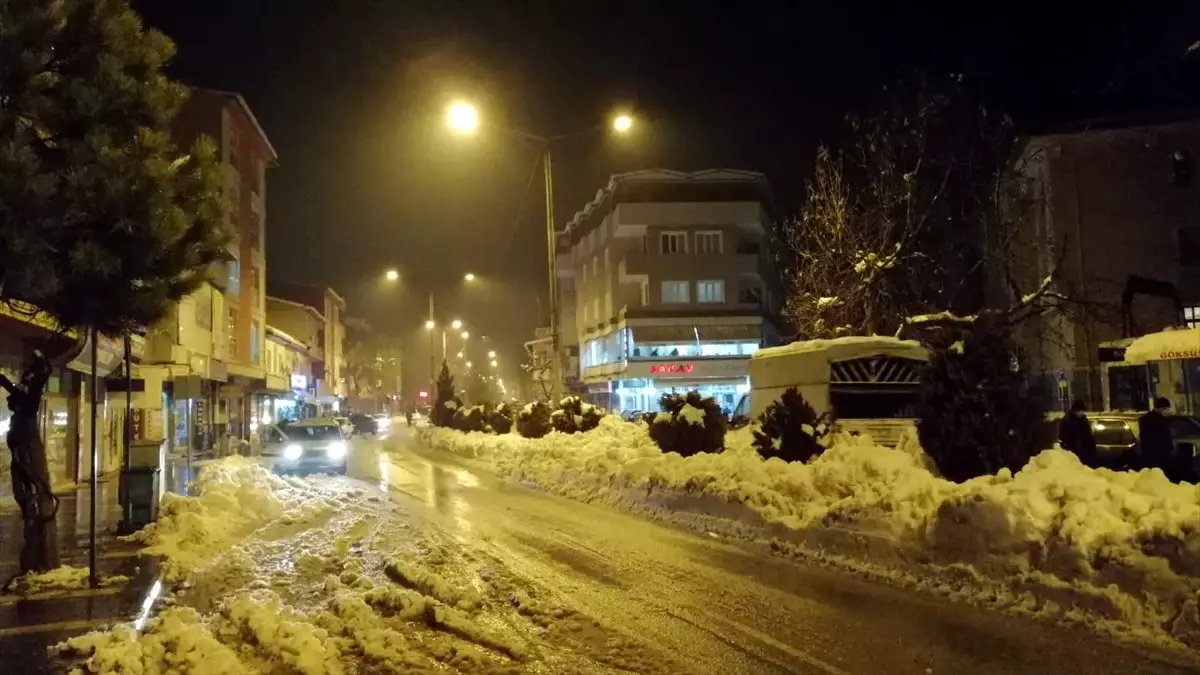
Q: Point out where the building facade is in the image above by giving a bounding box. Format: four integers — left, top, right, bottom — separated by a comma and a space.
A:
138, 89, 277, 454
558, 169, 781, 412
266, 284, 347, 414
1011, 118, 1200, 410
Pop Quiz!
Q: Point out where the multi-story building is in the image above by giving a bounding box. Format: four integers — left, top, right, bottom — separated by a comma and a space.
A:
1011, 116, 1200, 410
139, 89, 276, 453
262, 324, 319, 424
558, 169, 781, 412
266, 283, 347, 413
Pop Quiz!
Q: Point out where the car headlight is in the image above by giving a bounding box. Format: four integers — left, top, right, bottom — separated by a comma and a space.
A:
326, 441, 347, 459
283, 444, 302, 460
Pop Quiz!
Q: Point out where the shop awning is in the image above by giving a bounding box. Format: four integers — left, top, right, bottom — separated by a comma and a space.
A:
1124, 327, 1200, 364
631, 324, 760, 343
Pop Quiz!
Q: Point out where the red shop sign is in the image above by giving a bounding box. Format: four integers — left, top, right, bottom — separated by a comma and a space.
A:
651, 363, 695, 374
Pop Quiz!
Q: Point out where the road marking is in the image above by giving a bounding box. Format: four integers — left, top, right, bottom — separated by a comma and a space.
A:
0, 618, 110, 636
0, 585, 124, 606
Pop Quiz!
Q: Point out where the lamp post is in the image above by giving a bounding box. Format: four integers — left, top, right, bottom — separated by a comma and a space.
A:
446, 102, 633, 402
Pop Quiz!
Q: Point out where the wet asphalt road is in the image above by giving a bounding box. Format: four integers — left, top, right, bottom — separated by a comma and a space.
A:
359, 428, 1200, 675
3, 427, 1198, 674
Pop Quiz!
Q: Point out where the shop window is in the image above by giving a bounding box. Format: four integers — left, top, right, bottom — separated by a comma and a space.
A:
661, 280, 689, 303
660, 231, 688, 254
695, 231, 723, 254
697, 280, 725, 303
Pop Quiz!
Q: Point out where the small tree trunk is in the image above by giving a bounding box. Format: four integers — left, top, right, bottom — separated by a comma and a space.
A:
4, 348, 59, 573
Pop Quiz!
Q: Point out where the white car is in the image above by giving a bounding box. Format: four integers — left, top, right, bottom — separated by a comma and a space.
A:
261, 419, 348, 474
371, 414, 391, 433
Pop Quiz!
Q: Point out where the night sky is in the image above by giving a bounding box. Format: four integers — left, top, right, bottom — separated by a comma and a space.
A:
138, 0, 1200, 390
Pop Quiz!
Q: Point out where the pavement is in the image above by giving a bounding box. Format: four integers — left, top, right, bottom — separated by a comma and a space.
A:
2, 426, 1199, 673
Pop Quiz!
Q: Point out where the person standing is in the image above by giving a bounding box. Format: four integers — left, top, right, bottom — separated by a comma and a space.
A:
1138, 397, 1175, 476
1059, 400, 1097, 466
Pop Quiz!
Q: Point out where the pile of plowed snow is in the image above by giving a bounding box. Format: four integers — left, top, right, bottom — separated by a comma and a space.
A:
418, 417, 1200, 650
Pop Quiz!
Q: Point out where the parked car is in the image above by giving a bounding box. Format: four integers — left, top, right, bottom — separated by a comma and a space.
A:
260, 418, 348, 474
347, 413, 379, 436
1060, 412, 1200, 476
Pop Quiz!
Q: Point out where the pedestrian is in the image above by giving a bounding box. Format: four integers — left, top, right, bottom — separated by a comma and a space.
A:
404, 407, 413, 427
1058, 400, 1097, 466
1138, 397, 1176, 477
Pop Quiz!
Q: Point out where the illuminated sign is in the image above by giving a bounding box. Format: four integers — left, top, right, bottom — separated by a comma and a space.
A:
650, 363, 695, 375
290, 374, 308, 389
418, 390, 429, 398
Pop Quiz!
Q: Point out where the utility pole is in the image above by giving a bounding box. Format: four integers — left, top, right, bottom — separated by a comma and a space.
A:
543, 146, 563, 403
87, 329, 99, 588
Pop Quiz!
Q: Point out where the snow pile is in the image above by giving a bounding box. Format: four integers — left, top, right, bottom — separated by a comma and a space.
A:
417, 419, 1200, 648
61, 606, 246, 674
4, 565, 128, 594
125, 457, 335, 580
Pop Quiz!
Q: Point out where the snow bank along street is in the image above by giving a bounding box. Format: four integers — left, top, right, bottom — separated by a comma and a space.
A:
52, 456, 684, 674
418, 417, 1200, 653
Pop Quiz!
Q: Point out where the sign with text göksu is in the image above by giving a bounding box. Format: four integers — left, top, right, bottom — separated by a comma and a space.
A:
625, 358, 749, 379
1160, 349, 1200, 360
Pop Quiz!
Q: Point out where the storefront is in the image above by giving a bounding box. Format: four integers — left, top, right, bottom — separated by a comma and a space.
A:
609, 357, 751, 414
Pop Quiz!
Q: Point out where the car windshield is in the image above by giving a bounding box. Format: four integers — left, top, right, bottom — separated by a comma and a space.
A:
1091, 419, 1136, 446
285, 425, 341, 441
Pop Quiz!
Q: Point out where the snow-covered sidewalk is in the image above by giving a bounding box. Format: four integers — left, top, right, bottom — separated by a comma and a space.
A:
416, 418, 1200, 651
53, 456, 676, 674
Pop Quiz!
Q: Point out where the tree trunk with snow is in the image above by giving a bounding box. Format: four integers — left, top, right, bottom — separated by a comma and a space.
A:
1, 347, 59, 573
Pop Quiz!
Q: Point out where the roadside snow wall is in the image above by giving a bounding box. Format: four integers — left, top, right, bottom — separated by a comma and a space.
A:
417, 417, 1200, 650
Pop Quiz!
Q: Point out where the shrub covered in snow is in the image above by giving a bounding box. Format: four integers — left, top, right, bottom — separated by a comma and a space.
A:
452, 405, 486, 433
516, 401, 552, 438
648, 391, 726, 457
752, 387, 833, 463
549, 396, 603, 434
432, 361, 462, 428
486, 402, 514, 434
916, 326, 1044, 482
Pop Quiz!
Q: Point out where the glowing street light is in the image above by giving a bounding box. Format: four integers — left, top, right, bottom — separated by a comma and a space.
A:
424, 320, 435, 330
461, 331, 470, 340
447, 101, 479, 134
487, 350, 496, 358
385, 269, 400, 282
464, 272, 476, 282
466, 361, 473, 369
490, 360, 498, 368
456, 351, 464, 359
613, 113, 634, 133
451, 319, 463, 330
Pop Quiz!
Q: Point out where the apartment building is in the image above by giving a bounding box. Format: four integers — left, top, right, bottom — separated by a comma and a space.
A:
559, 169, 781, 412
139, 89, 277, 453
1011, 116, 1200, 410
267, 283, 348, 413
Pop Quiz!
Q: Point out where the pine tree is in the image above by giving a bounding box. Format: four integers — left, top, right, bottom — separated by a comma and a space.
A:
0, 0, 227, 572
432, 361, 459, 427
915, 324, 1044, 482
752, 388, 834, 463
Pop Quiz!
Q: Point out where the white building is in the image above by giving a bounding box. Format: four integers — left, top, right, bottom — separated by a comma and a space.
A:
559, 169, 781, 412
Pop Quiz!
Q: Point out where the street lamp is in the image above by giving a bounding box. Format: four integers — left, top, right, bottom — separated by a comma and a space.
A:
466, 361, 473, 369
447, 101, 479, 134
451, 319, 463, 330
385, 268, 400, 282
448, 103, 635, 401
424, 319, 435, 330
461, 331, 470, 340
456, 351, 464, 359
490, 360, 498, 368
464, 272, 476, 282
487, 350, 496, 358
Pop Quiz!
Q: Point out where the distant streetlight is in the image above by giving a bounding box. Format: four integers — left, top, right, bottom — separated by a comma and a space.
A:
424, 320, 435, 330
456, 351, 464, 359
385, 269, 400, 282
464, 272, 476, 282
490, 360, 497, 368
451, 319, 463, 330
447, 101, 479, 134
461, 331, 470, 340
447, 102, 636, 401
487, 350, 496, 358
466, 361, 473, 369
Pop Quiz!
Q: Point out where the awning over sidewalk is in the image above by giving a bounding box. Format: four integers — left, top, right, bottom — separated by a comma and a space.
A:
1123, 327, 1200, 364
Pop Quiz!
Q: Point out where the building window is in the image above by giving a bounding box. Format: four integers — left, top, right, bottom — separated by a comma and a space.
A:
661, 231, 688, 254
1173, 151, 1195, 188
1180, 227, 1200, 264
661, 280, 689, 303
1186, 306, 1200, 327
695, 231, 723, 254
228, 308, 239, 355
250, 321, 261, 364
697, 280, 725, 303
194, 288, 213, 330
739, 284, 763, 305
227, 258, 240, 294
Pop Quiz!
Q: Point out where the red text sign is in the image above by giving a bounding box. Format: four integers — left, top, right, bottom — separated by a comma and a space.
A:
650, 363, 695, 374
